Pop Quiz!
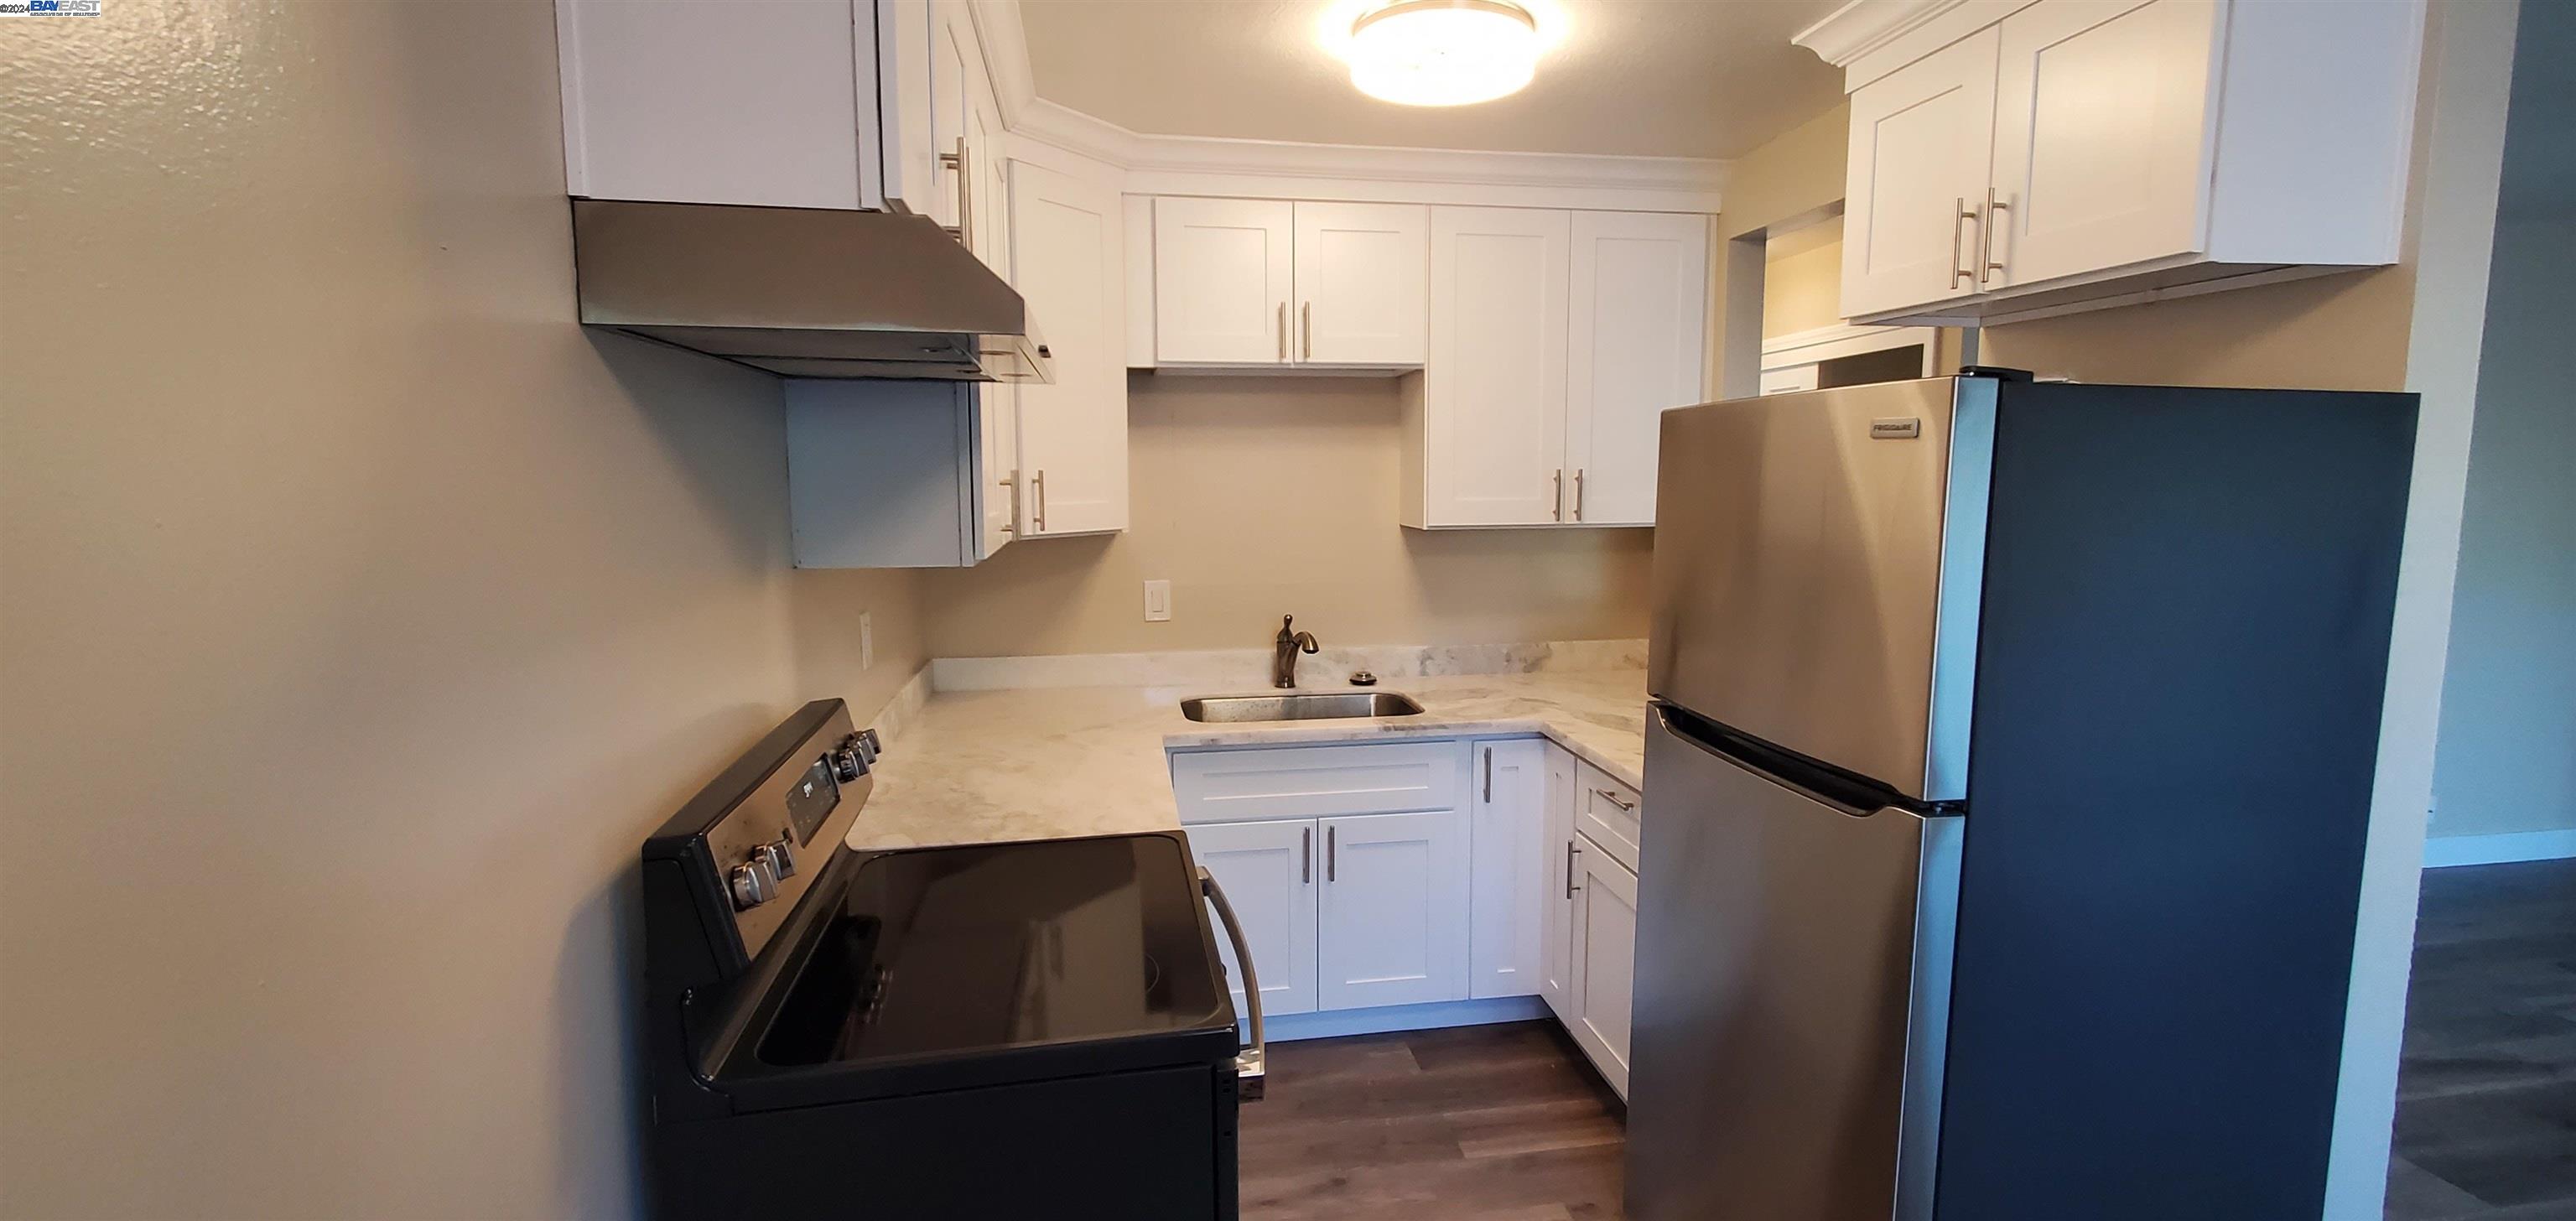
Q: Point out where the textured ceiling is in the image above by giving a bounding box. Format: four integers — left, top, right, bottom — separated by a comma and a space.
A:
1018, 0, 1849, 160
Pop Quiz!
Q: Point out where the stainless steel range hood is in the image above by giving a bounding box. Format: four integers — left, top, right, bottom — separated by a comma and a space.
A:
569, 199, 1052, 383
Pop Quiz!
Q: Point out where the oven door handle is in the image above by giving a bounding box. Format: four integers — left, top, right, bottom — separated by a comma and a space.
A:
1198, 866, 1267, 1101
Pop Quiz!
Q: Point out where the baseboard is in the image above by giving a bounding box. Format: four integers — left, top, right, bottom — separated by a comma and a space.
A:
1259, 995, 1550, 1043
2421, 829, 2576, 868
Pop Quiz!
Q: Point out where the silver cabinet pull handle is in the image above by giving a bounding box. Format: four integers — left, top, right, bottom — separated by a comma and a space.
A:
1951, 197, 1978, 287
1033, 469, 1047, 533
1276, 302, 1287, 361
998, 473, 1017, 535
1482, 747, 1492, 803
1566, 839, 1582, 899
1199, 866, 1266, 1101
1301, 826, 1311, 884
1981, 188, 2009, 285
1574, 470, 1585, 522
1592, 787, 1637, 813
1326, 824, 1337, 882
937, 138, 972, 250
1301, 302, 1312, 360
1551, 470, 1564, 522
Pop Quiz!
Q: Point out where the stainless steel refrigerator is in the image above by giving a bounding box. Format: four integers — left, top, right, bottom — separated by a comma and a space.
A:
1624, 371, 2417, 1221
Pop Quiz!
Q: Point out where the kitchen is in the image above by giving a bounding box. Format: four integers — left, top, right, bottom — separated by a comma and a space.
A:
3, 2, 2569, 1221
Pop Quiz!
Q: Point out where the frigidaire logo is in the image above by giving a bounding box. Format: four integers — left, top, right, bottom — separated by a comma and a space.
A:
3, 0, 106, 14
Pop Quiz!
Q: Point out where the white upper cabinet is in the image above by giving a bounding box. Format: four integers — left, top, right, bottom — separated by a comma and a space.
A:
1419, 206, 1571, 527
1987, 0, 2223, 288
1010, 159, 1130, 538
1809, 0, 2424, 325
787, 380, 1012, 569
558, 0, 953, 214
1566, 211, 1707, 527
1410, 206, 1701, 529
1148, 199, 1429, 367
1841, 29, 2001, 320
1153, 198, 1296, 365
1293, 203, 1431, 366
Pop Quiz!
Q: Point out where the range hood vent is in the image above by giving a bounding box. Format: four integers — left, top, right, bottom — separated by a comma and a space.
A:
569, 199, 1052, 383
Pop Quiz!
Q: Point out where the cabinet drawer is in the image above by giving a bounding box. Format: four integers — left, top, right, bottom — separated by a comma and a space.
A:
1576, 761, 1642, 873
1171, 741, 1464, 824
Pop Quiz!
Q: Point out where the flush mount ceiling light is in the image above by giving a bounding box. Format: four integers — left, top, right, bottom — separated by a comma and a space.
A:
1346, 0, 1543, 107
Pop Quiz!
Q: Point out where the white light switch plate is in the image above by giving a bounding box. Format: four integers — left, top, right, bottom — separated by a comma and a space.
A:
1142, 580, 1171, 622
860, 611, 875, 670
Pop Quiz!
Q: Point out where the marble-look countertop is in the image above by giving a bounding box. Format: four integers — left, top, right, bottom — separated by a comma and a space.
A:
845, 670, 1649, 851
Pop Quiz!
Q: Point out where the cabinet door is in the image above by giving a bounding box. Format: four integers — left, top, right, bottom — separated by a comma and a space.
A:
556, 0, 869, 210
1539, 746, 1579, 1021
787, 380, 983, 569
925, 0, 974, 236
1987, 0, 2221, 288
1294, 202, 1429, 366
1317, 809, 1471, 1011
1188, 819, 1319, 1020
873, 0, 940, 216
1009, 161, 1130, 537
1424, 206, 1571, 527
1469, 740, 1549, 1000
1566, 211, 1707, 527
1841, 27, 2000, 319
1567, 837, 1639, 1097
973, 382, 1016, 559
966, 49, 1008, 275
1154, 198, 1295, 364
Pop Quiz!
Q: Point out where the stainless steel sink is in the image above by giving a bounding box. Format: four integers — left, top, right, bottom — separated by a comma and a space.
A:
1178, 692, 1426, 724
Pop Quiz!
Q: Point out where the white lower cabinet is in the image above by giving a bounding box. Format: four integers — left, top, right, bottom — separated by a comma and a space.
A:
1316, 810, 1471, 1010
1566, 833, 1639, 1099
1178, 737, 1637, 1094
1538, 745, 1580, 1016
1176, 741, 1469, 1023
1188, 818, 1318, 1018
1470, 740, 1550, 1000
1186, 808, 1470, 1017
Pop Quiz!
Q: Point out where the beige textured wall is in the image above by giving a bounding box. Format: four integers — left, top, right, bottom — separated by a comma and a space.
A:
1763, 217, 1847, 339
1977, 268, 2417, 390
917, 376, 1654, 656
1722, 101, 1854, 236
0, 3, 915, 1216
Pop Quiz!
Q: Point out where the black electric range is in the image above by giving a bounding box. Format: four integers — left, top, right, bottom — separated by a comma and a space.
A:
641, 699, 1260, 1219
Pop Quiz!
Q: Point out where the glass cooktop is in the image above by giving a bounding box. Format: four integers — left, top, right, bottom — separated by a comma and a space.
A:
756, 834, 1228, 1068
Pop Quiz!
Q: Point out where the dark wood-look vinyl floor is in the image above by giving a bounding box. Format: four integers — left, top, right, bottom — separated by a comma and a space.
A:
1239, 859, 2576, 1221
1237, 1021, 1627, 1220
2388, 858, 2576, 1221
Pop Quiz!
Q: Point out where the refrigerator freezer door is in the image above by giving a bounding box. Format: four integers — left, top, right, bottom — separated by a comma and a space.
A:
1647, 377, 1995, 801
1626, 705, 1960, 1221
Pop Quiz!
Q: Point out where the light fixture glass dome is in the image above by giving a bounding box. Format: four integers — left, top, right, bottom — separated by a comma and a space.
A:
1347, 0, 1540, 107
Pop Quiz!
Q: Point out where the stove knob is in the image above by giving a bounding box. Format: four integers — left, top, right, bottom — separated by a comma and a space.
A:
728, 856, 779, 910
757, 835, 798, 880
831, 742, 867, 783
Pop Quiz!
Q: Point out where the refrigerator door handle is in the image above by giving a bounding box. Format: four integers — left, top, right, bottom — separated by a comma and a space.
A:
1649, 703, 1920, 820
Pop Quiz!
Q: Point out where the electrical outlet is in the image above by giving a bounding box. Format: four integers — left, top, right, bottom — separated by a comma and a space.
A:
860, 611, 874, 671
1142, 579, 1172, 622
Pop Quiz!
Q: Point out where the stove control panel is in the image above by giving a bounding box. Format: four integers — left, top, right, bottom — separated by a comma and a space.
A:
645, 700, 881, 969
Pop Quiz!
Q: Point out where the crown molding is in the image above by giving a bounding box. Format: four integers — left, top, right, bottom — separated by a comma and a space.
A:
971, 0, 1726, 213
1794, 0, 2038, 88
1792, 0, 1966, 66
